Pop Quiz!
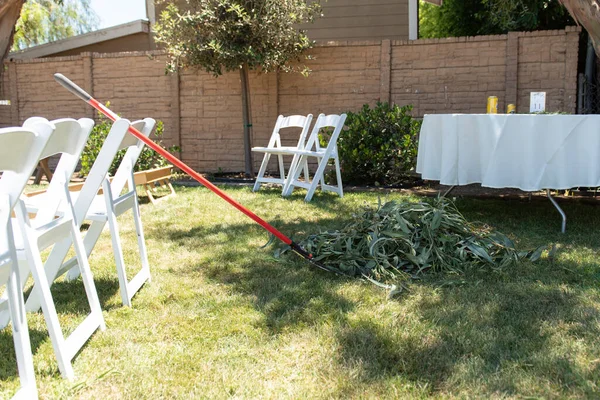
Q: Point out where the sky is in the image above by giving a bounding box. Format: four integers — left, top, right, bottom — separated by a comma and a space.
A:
90, 0, 147, 29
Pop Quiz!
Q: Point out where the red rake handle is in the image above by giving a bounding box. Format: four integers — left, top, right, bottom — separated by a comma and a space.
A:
54, 73, 294, 247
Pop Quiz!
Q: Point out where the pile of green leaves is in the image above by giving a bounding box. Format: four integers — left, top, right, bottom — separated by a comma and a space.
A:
337, 102, 421, 186
294, 198, 548, 286
79, 108, 180, 177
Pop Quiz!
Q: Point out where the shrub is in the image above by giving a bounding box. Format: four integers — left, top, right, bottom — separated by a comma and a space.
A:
79, 108, 179, 177
337, 102, 421, 185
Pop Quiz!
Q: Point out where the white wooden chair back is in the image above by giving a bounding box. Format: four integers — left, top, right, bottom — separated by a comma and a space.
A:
22, 118, 94, 225
109, 118, 156, 198
283, 113, 347, 202
271, 114, 313, 149
0, 124, 53, 209
303, 113, 346, 154
252, 114, 313, 192
71, 118, 132, 225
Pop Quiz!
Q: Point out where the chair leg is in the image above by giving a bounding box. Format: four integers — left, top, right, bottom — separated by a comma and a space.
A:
24, 240, 75, 379
283, 155, 306, 197
305, 157, 329, 202
253, 154, 271, 192
7, 265, 37, 398
24, 236, 71, 313
69, 220, 106, 331
25, 218, 105, 312
277, 154, 285, 182
131, 194, 152, 287
303, 160, 310, 184
317, 156, 326, 189
334, 155, 344, 198
65, 221, 105, 281
0, 258, 31, 328
105, 205, 132, 307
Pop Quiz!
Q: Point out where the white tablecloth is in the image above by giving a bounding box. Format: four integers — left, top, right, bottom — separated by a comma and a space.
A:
416, 114, 600, 191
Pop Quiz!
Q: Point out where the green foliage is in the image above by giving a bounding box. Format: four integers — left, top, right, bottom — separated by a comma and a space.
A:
12, 0, 99, 50
153, 0, 322, 75
79, 109, 179, 177
296, 197, 549, 287
337, 102, 421, 186
419, 0, 573, 39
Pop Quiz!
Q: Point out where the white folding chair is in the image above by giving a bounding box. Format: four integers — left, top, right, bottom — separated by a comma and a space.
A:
0, 118, 94, 325
283, 113, 347, 202
251, 114, 313, 192
7, 119, 106, 380
0, 127, 44, 399
64, 118, 155, 307
25, 118, 155, 311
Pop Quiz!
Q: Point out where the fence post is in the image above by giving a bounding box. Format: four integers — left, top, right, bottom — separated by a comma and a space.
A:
565, 27, 581, 114
82, 52, 95, 119
8, 62, 19, 125
578, 73, 585, 114
380, 39, 391, 104
505, 32, 519, 112
170, 68, 181, 158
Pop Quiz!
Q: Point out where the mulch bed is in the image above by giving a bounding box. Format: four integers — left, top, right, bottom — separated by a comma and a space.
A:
173, 172, 600, 204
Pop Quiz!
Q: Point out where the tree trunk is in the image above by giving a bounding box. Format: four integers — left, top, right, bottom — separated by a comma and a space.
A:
560, 0, 600, 56
240, 63, 254, 177
0, 0, 25, 65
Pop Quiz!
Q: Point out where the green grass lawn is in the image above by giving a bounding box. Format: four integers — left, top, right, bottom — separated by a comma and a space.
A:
1, 185, 599, 399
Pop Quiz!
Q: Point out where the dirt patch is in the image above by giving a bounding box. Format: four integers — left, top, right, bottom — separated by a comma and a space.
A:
173, 172, 600, 204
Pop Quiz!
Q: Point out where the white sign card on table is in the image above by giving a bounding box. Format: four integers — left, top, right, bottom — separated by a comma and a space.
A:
530, 92, 546, 113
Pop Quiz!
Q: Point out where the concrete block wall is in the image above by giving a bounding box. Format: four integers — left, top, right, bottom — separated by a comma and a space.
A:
0, 27, 580, 173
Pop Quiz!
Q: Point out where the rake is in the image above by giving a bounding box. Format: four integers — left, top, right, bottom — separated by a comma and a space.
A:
54, 73, 342, 276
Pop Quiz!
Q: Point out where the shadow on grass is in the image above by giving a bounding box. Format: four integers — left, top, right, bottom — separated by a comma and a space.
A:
0, 276, 121, 380
21, 276, 122, 314
329, 266, 599, 397
0, 326, 47, 380
149, 189, 600, 396
147, 214, 356, 334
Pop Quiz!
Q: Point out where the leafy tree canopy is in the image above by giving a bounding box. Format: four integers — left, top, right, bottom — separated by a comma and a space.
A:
12, 0, 98, 51
420, 0, 574, 38
153, 0, 322, 75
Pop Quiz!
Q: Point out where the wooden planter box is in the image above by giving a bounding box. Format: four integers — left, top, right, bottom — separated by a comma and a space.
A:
25, 165, 176, 205
133, 165, 176, 204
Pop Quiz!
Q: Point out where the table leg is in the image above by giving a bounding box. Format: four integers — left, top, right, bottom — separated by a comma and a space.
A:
441, 185, 456, 198
547, 189, 566, 233
33, 158, 53, 184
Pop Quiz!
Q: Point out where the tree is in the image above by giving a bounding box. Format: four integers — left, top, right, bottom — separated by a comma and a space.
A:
12, 0, 98, 51
0, 0, 25, 63
560, 0, 600, 57
154, 0, 322, 177
0, 0, 98, 67
419, 0, 573, 38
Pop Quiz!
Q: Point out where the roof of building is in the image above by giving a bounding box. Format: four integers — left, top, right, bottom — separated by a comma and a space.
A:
9, 19, 150, 60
